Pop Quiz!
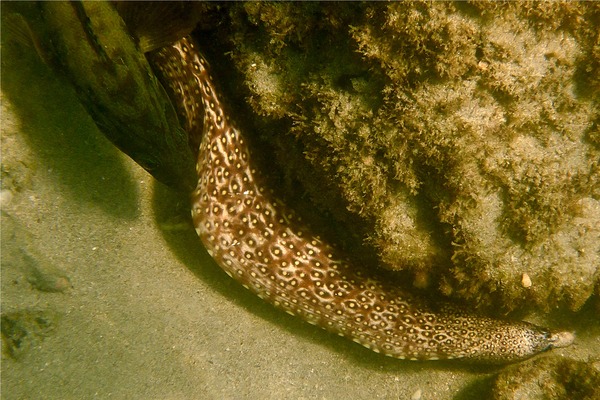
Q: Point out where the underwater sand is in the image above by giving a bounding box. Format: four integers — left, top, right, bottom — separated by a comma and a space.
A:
1, 18, 597, 400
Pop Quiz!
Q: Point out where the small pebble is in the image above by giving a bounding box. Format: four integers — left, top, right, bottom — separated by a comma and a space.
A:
521, 273, 532, 288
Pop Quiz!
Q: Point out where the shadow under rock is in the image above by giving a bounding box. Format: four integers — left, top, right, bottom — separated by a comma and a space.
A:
1, 21, 139, 220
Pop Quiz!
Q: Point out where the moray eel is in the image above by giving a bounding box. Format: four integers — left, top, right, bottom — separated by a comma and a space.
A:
152, 36, 574, 363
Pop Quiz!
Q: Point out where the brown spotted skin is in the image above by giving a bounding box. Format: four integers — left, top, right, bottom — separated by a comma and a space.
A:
153, 36, 573, 363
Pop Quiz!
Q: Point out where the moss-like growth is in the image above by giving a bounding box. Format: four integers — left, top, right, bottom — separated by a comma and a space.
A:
490, 356, 600, 400
194, 2, 599, 314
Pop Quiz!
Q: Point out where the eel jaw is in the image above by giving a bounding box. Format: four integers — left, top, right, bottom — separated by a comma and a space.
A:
548, 330, 575, 349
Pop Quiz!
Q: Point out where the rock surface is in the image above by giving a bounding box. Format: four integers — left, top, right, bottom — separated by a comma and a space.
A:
194, 2, 599, 314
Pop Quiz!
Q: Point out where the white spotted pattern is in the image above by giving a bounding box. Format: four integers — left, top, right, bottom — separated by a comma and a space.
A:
151, 36, 573, 363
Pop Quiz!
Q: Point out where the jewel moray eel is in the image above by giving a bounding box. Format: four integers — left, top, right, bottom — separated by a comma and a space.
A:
152, 36, 574, 363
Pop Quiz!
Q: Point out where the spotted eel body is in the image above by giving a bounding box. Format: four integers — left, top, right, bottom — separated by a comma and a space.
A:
152, 36, 573, 363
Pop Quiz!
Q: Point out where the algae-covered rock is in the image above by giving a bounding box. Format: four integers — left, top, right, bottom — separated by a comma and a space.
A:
490, 356, 600, 400
195, 2, 599, 314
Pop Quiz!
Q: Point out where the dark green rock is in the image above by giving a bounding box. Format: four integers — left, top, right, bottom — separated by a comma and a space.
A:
6, 1, 196, 192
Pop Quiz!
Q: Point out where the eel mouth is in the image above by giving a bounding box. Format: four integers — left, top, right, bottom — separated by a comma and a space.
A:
548, 331, 575, 349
